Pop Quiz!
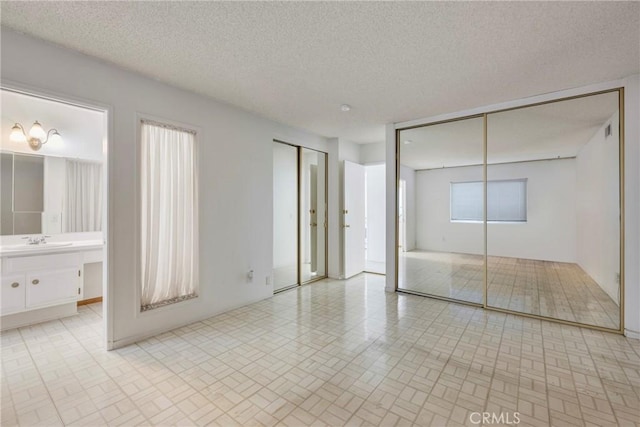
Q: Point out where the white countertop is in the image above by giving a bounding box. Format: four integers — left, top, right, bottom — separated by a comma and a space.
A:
0, 240, 104, 257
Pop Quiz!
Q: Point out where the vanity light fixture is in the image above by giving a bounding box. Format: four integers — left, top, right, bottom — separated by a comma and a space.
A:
10, 121, 62, 151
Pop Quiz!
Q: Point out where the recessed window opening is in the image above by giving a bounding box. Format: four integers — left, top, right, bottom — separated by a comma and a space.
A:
451, 178, 527, 222
140, 120, 198, 311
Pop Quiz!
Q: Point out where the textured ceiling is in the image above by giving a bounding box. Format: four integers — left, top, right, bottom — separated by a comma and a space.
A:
1, 2, 638, 144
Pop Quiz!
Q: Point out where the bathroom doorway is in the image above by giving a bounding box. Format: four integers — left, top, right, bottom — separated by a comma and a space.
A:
0, 85, 110, 347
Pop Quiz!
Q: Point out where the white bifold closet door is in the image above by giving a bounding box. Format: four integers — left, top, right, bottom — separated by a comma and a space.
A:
343, 160, 365, 279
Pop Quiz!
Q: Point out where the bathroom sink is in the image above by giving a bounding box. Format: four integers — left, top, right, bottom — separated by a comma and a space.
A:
0, 242, 73, 251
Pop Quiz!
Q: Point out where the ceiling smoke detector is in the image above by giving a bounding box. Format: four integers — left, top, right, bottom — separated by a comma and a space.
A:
340, 104, 351, 112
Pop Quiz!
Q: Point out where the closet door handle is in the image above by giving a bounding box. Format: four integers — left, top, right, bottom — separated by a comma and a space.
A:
32, 279, 39, 285
11, 282, 19, 288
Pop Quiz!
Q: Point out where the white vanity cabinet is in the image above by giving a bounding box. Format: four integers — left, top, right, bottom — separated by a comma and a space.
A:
1, 252, 82, 315
1, 274, 26, 314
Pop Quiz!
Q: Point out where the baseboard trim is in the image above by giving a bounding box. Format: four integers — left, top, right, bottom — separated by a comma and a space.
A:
78, 297, 103, 306
625, 329, 640, 340
108, 294, 272, 350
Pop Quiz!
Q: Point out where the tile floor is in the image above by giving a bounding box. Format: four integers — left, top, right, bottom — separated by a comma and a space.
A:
398, 251, 620, 329
2, 274, 639, 426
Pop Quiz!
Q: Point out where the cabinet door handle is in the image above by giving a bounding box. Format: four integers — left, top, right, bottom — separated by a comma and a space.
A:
11, 282, 19, 288
32, 279, 39, 285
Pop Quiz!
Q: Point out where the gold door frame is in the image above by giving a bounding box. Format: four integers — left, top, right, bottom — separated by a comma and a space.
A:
394, 88, 625, 334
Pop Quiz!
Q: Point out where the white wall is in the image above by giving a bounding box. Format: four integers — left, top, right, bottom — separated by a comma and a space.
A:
576, 112, 621, 304
360, 142, 385, 164
415, 159, 577, 262
1, 89, 105, 162
485, 159, 576, 262
365, 164, 385, 263
1, 29, 330, 348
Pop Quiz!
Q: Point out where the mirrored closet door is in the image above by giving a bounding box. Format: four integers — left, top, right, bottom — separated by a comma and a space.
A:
273, 141, 327, 293
273, 141, 299, 291
395, 89, 623, 332
397, 117, 485, 304
486, 91, 621, 330
300, 148, 327, 283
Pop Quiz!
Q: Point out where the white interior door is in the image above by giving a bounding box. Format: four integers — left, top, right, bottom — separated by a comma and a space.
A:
343, 160, 365, 278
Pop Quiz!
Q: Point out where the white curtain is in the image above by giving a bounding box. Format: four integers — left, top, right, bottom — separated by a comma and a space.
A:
64, 160, 103, 232
140, 121, 198, 311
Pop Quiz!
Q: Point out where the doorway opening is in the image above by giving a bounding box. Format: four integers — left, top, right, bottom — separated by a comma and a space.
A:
364, 163, 386, 275
0, 86, 110, 346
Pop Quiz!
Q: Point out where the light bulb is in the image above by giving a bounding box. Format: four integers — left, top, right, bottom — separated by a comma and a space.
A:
10, 124, 26, 143
29, 121, 46, 140
48, 130, 63, 145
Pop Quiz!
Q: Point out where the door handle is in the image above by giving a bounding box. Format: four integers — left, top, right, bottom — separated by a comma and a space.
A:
343, 224, 350, 228
11, 282, 19, 288
32, 279, 40, 285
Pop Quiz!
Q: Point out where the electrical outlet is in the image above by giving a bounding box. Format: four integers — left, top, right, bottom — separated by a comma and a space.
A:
265, 275, 271, 286
615, 273, 620, 284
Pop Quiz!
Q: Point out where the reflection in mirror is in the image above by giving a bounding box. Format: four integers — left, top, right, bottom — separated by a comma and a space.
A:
0, 151, 103, 235
300, 148, 327, 283
64, 159, 103, 233
486, 91, 620, 329
398, 117, 484, 304
272, 141, 299, 291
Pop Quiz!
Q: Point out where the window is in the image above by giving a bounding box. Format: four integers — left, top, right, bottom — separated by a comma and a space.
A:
451, 179, 527, 222
140, 120, 198, 311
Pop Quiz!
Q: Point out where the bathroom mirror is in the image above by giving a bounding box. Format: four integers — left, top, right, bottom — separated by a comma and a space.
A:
0, 150, 103, 236
398, 116, 485, 304
486, 91, 621, 330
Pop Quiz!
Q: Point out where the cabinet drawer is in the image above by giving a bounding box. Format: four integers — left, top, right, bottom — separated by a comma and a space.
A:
26, 268, 79, 308
1, 274, 26, 315
3, 252, 82, 274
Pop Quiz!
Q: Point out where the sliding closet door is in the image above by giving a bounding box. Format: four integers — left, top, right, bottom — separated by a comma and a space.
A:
300, 148, 327, 283
486, 91, 621, 330
273, 141, 299, 291
397, 117, 485, 304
